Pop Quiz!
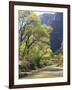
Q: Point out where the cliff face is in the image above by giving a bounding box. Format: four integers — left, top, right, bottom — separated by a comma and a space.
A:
40, 13, 63, 52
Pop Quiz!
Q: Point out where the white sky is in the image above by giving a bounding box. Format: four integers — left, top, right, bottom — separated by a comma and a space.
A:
33, 11, 56, 15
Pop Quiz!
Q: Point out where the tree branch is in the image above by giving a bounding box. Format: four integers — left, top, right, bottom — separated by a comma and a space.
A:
28, 40, 36, 48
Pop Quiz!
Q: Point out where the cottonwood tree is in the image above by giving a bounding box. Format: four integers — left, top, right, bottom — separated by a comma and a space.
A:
18, 10, 53, 71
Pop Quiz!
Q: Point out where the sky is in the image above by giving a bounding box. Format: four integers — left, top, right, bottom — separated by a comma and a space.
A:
33, 11, 56, 15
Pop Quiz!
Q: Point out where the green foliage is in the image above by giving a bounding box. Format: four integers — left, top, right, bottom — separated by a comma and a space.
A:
18, 10, 63, 72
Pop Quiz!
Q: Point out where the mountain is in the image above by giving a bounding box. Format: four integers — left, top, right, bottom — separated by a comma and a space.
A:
40, 12, 63, 52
